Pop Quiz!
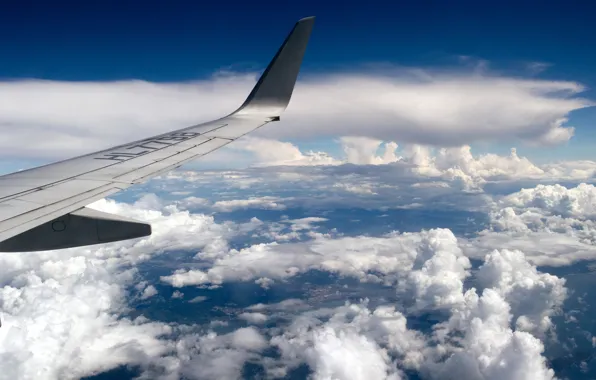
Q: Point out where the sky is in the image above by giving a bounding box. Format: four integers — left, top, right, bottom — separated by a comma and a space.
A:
3, 3, 596, 379
0, 0, 595, 169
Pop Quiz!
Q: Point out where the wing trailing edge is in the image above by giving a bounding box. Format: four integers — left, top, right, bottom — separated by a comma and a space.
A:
0, 207, 151, 252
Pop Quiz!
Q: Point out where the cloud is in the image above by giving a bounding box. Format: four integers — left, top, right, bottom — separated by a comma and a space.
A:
155, 328, 269, 380
212, 196, 289, 212
188, 296, 208, 303
339, 136, 399, 165
1, 178, 581, 380
500, 183, 596, 218
230, 137, 340, 167
146, 178, 571, 378
468, 183, 596, 266
397, 229, 472, 313
222, 138, 596, 193
0, 68, 591, 161
429, 288, 556, 380
238, 312, 268, 325
0, 195, 263, 380
270, 273, 561, 380
140, 284, 158, 300
305, 327, 401, 380
171, 290, 184, 299
230, 327, 268, 351
476, 249, 567, 336
270, 301, 424, 380
160, 229, 458, 287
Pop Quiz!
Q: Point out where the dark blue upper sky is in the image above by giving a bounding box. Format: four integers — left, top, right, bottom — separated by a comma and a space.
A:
1, 0, 596, 161
2, 0, 595, 84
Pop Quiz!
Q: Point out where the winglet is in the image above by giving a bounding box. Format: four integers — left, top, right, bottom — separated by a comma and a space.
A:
232, 16, 315, 118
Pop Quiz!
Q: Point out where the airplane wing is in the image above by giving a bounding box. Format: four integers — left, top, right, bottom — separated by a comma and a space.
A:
0, 16, 315, 252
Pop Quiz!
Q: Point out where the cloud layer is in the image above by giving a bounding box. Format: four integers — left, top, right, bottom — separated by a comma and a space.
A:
0, 67, 592, 160
2, 140, 596, 379
0, 184, 580, 380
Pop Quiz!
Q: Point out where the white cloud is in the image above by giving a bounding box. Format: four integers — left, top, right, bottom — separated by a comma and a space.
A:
397, 229, 472, 313
144, 182, 569, 379
500, 183, 596, 218
171, 290, 184, 299
333, 182, 377, 195
160, 229, 456, 287
247, 298, 308, 312
174, 196, 211, 210
238, 312, 268, 325
270, 268, 562, 380
476, 249, 567, 336
430, 289, 556, 380
230, 327, 268, 351
271, 301, 423, 380
468, 183, 596, 266
306, 327, 401, 380
0, 69, 591, 161
340, 136, 400, 165
140, 285, 158, 300
158, 221, 565, 346
0, 177, 582, 380
155, 329, 269, 380
224, 138, 596, 194
212, 196, 288, 212
188, 296, 208, 303
231, 137, 340, 167
0, 195, 262, 380
282, 217, 328, 231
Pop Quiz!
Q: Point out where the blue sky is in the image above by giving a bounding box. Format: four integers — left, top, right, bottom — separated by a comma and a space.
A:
1, 0, 595, 162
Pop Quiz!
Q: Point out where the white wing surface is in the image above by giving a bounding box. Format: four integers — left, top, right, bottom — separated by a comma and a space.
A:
0, 17, 315, 252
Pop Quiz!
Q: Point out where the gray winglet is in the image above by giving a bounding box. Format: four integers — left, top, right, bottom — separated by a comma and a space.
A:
233, 16, 315, 118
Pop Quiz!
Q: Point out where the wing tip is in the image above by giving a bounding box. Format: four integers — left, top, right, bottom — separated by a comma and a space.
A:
232, 16, 315, 117
298, 16, 316, 23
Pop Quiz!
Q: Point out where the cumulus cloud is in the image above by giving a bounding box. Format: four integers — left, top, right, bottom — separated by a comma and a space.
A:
160, 229, 456, 287
171, 290, 184, 299
1, 178, 582, 380
270, 274, 561, 380
476, 249, 567, 335
500, 183, 596, 218
0, 67, 592, 160
0, 256, 172, 380
468, 183, 596, 266
397, 229, 472, 313
271, 301, 424, 380
231, 137, 340, 167
158, 221, 563, 344
150, 328, 269, 380
188, 296, 208, 303
0, 195, 263, 380
147, 180, 570, 379
212, 196, 289, 212
238, 312, 268, 325
227, 137, 596, 193
340, 136, 400, 165
140, 284, 158, 300
429, 288, 556, 380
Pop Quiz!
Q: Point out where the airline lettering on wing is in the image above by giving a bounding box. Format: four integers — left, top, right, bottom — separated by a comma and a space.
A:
95, 132, 201, 162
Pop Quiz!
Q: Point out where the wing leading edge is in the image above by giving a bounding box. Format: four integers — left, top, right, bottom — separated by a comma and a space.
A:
0, 16, 315, 252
